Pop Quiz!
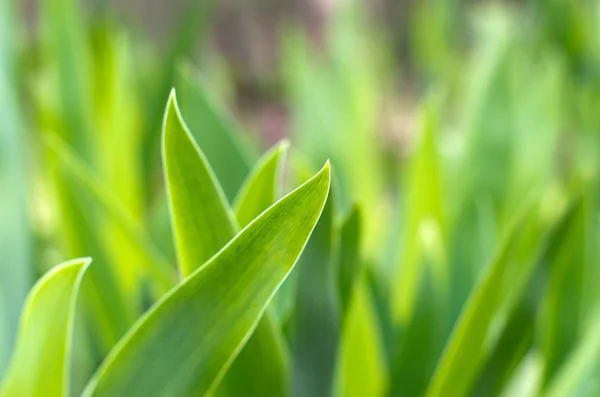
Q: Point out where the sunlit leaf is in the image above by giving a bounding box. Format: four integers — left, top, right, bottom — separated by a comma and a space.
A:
162, 90, 237, 276
164, 91, 291, 396
82, 161, 330, 396
0, 258, 91, 397
338, 278, 387, 397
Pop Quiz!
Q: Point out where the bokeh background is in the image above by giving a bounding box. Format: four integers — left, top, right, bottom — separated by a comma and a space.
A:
1, 0, 600, 395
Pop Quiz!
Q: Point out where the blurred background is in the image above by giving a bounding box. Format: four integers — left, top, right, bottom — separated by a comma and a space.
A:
1, 0, 600, 395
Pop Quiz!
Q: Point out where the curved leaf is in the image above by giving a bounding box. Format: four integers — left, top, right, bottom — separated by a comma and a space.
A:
162, 90, 237, 276
164, 91, 291, 397
426, 200, 558, 397
82, 161, 331, 397
234, 141, 289, 228
216, 141, 290, 396
0, 258, 91, 397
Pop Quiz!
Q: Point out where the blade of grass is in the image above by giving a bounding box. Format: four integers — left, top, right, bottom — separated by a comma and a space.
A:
291, 185, 340, 397
162, 90, 237, 276
0, 258, 91, 397
337, 276, 387, 397
426, 196, 562, 397
394, 99, 447, 324
163, 94, 291, 396
82, 161, 331, 396
546, 305, 600, 397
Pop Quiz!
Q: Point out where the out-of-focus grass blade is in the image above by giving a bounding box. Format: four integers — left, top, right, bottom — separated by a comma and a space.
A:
540, 195, 587, 386
338, 205, 362, 317
291, 186, 340, 397
546, 306, 600, 397
44, 134, 176, 293
337, 278, 387, 397
163, 94, 290, 396
91, 27, 148, 303
42, 0, 94, 157
0, 258, 91, 397
426, 198, 561, 397
162, 90, 237, 275
82, 162, 331, 397
390, 265, 449, 397
33, 86, 134, 354
0, 0, 32, 378
394, 100, 447, 324
234, 141, 288, 228
472, 194, 583, 396
176, 65, 256, 202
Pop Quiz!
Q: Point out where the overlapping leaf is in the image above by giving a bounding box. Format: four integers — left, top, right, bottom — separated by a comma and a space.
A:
82, 159, 330, 396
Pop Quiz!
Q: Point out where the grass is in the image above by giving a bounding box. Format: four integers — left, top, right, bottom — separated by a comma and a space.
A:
1, 0, 600, 396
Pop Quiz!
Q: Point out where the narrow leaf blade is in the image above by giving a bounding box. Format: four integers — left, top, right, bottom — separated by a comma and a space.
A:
0, 258, 91, 397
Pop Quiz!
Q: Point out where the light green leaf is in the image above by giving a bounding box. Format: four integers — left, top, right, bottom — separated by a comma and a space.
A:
338, 277, 387, 397
42, 0, 94, 157
44, 134, 176, 294
216, 142, 290, 396
426, 198, 560, 397
234, 141, 289, 228
394, 99, 447, 324
162, 90, 237, 276
540, 196, 587, 386
546, 306, 600, 397
0, 258, 91, 397
164, 91, 290, 397
83, 161, 331, 396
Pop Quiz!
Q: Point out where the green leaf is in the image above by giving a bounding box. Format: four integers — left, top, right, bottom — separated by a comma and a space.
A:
426, 199, 560, 397
176, 65, 256, 202
234, 141, 289, 228
394, 99, 446, 324
42, 0, 94, 157
546, 306, 600, 397
44, 134, 176, 294
162, 90, 238, 276
291, 186, 340, 397
338, 277, 387, 397
540, 196, 587, 386
0, 258, 91, 397
82, 161, 330, 396
338, 205, 362, 318
216, 142, 290, 397
164, 91, 290, 397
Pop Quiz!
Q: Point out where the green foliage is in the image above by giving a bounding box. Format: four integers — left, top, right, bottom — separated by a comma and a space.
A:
1, 258, 90, 397
2, 0, 600, 395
